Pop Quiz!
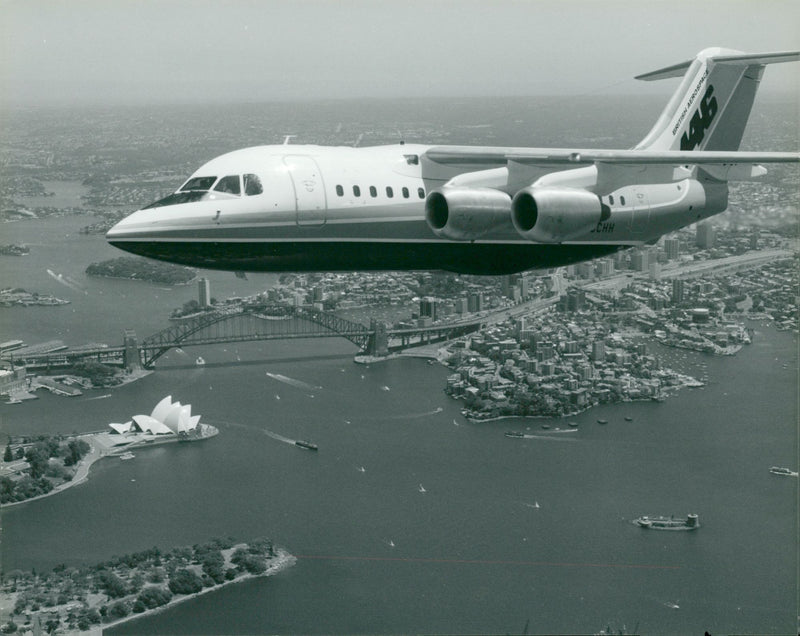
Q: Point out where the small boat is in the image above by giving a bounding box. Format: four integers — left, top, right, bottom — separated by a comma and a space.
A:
624, 416, 633, 422
196, 356, 205, 365
418, 484, 426, 493
505, 431, 525, 438
597, 419, 608, 425
769, 466, 797, 476
295, 440, 318, 451
568, 421, 578, 428
119, 452, 135, 460
541, 424, 551, 430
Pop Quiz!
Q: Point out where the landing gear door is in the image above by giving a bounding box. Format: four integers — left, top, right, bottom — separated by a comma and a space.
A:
629, 187, 650, 236
283, 155, 326, 226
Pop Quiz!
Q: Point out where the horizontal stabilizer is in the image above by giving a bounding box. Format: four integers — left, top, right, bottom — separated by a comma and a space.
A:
636, 50, 800, 81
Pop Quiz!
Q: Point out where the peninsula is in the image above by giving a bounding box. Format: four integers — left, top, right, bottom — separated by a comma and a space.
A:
1, 538, 295, 634
85, 257, 195, 285
1, 396, 217, 507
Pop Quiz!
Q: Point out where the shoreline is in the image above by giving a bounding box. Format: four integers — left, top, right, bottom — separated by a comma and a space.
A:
0, 417, 214, 509
89, 549, 296, 635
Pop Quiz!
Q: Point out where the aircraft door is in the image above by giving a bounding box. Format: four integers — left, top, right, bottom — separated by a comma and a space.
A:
628, 186, 650, 235
283, 155, 327, 226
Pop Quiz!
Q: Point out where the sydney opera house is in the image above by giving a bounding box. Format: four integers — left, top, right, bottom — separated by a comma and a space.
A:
109, 395, 206, 437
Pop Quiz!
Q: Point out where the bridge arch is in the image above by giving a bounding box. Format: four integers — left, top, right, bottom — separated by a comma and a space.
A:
139, 306, 371, 367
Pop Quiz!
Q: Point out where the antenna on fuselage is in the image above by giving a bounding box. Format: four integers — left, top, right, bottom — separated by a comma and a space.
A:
283, 135, 296, 145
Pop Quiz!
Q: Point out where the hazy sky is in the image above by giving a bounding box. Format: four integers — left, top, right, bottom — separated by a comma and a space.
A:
2, 0, 798, 105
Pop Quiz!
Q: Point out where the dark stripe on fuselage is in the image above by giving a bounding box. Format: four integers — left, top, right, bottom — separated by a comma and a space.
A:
108, 240, 622, 275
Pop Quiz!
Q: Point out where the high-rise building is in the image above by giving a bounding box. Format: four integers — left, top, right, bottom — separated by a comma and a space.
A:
591, 340, 605, 362
198, 277, 211, 307
420, 297, 437, 320
664, 238, 680, 260
467, 293, 483, 313
631, 250, 649, 271
696, 222, 716, 248
672, 279, 685, 304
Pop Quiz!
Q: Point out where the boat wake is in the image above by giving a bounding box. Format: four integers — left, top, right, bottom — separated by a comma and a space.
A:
207, 419, 296, 446
266, 371, 320, 392
46, 269, 87, 294
388, 407, 444, 420
522, 434, 578, 442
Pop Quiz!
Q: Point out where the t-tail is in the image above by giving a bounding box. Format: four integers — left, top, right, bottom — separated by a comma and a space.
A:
634, 47, 799, 152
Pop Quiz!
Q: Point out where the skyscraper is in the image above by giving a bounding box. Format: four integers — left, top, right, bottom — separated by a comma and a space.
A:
672, 279, 685, 304
664, 237, 680, 260
696, 223, 716, 248
198, 277, 211, 307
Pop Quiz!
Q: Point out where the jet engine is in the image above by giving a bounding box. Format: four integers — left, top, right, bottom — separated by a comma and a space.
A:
511, 186, 609, 243
425, 187, 512, 241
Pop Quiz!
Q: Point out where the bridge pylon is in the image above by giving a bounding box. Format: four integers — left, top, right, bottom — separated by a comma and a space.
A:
366, 319, 388, 357
123, 329, 142, 371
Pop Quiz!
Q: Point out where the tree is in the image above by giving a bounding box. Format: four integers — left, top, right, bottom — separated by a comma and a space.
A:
137, 585, 173, 609
3, 445, 12, 463
168, 568, 203, 595
24, 445, 50, 479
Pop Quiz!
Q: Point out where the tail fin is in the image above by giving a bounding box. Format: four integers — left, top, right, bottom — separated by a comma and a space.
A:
634, 48, 799, 151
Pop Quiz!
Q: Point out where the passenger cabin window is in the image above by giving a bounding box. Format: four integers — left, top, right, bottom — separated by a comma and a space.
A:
609, 195, 614, 205
404, 154, 419, 165
214, 175, 241, 195
386, 187, 394, 198
353, 185, 361, 197
243, 174, 263, 196
369, 186, 377, 198
336, 185, 344, 197
620, 195, 626, 205
180, 176, 216, 192
417, 187, 425, 199
402, 187, 409, 198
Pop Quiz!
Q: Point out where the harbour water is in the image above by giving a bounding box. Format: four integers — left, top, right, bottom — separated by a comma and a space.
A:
0, 216, 797, 633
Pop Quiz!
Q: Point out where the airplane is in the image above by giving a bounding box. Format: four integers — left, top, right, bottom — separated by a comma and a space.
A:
106, 47, 799, 276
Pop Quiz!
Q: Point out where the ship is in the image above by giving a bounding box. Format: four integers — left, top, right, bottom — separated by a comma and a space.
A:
295, 440, 318, 451
769, 466, 798, 476
504, 431, 525, 438
635, 514, 699, 531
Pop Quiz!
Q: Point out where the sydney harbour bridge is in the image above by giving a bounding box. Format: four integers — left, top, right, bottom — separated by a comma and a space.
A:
8, 305, 490, 371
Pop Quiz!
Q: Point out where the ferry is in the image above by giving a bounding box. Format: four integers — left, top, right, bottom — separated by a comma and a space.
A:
635, 514, 699, 531
769, 466, 797, 477
504, 431, 525, 438
295, 440, 318, 451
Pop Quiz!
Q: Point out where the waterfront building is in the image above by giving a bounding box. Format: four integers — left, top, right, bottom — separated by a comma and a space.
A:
198, 277, 211, 307
109, 395, 202, 436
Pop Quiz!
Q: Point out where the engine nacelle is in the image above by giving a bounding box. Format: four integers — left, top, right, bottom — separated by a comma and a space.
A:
425, 187, 512, 241
511, 186, 608, 243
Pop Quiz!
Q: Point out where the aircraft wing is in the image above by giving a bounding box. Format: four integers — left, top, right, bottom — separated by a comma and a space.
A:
424, 146, 800, 167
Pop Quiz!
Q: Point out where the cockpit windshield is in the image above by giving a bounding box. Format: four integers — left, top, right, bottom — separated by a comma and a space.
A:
142, 191, 208, 209
180, 176, 217, 192
143, 173, 263, 210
